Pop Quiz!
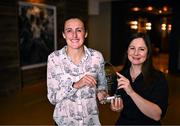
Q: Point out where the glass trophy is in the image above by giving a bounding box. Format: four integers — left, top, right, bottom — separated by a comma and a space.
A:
103, 62, 121, 103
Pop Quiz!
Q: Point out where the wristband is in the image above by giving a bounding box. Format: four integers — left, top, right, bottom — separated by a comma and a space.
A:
72, 82, 75, 87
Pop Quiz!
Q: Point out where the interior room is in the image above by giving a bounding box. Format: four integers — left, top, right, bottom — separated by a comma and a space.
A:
0, 0, 180, 125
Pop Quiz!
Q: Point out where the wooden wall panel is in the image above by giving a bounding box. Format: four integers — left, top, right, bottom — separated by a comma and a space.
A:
0, 1, 21, 96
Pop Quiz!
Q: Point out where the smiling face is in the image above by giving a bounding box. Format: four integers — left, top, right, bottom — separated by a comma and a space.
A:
127, 37, 148, 66
62, 18, 87, 49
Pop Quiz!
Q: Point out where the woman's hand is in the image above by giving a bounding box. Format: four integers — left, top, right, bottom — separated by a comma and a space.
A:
73, 74, 97, 89
97, 90, 108, 104
110, 97, 123, 112
116, 72, 134, 96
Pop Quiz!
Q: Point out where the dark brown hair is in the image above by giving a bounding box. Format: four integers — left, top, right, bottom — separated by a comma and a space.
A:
62, 16, 87, 32
122, 32, 156, 87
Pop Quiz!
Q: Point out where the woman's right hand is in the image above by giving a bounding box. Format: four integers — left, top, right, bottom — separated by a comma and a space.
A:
116, 72, 135, 96
110, 97, 123, 112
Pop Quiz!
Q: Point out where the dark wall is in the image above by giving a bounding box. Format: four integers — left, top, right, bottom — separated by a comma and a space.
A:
169, 2, 180, 73
111, 1, 130, 66
111, 0, 178, 70
0, 0, 88, 95
0, 1, 21, 95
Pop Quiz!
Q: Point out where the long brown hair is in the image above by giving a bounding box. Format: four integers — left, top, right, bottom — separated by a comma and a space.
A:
122, 32, 156, 87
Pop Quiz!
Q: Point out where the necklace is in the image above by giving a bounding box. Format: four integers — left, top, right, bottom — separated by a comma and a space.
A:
130, 67, 141, 82
131, 76, 136, 82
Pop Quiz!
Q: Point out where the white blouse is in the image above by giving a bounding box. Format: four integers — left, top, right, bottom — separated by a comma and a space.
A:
47, 45, 107, 126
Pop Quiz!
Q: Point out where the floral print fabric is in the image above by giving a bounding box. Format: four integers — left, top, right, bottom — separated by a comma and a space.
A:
47, 45, 107, 126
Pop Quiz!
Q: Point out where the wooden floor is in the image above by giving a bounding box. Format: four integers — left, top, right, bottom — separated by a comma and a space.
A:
0, 53, 180, 125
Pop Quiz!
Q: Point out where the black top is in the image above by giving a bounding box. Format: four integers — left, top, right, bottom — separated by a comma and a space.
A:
115, 68, 168, 125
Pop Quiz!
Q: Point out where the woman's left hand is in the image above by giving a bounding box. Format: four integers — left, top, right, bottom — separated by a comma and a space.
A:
110, 97, 123, 112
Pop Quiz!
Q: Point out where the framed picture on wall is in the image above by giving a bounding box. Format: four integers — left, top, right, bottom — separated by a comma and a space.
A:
18, 1, 57, 70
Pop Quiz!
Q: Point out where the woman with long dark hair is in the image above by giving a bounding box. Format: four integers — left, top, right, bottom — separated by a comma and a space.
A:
110, 32, 168, 125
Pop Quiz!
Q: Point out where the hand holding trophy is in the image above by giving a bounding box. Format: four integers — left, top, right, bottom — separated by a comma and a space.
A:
102, 62, 121, 103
